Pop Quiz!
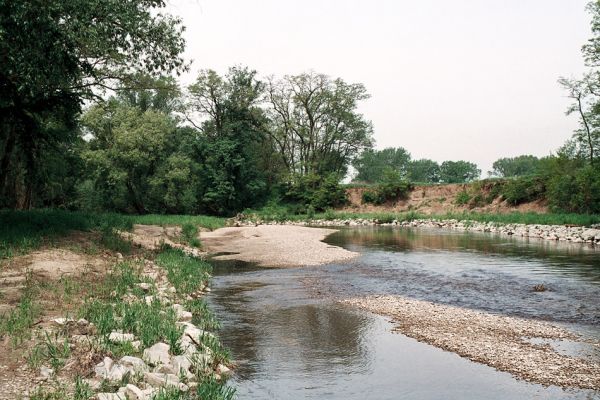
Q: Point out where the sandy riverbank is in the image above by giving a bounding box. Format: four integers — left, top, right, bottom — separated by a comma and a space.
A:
343, 295, 600, 390
201, 225, 358, 267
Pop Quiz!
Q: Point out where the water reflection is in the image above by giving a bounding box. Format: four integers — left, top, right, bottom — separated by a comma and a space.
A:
207, 228, 600, 399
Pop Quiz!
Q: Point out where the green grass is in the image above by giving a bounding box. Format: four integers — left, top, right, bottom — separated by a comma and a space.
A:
155, 248, 211, 296
0, 209, 226, 260
0, 273, 41, 345
128, 214, 225, 231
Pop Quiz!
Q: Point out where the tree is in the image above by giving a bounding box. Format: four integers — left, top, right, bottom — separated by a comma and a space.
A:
187, 67, 269, 215
81, 100, 181, 213
559, 75, 600, 165
407, 159, 441, 183
266, 72, 374, 177
439, 161, 480, 183
0, 0, 186, 208
352, 147, 411, 183
490, 155, 541, 177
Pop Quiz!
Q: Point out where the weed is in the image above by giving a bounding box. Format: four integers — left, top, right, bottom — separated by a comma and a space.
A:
181, 223, 201, 248
156, 249, 211, 296
0, 275, 41, 345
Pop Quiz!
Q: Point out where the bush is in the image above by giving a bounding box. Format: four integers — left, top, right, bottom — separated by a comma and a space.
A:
362, 168, 413, 205
362, 190, 379, 204
284, 173, 347, 211
455, 190, 471, 205
547, 165, 600, 213
501, 176, 545, 206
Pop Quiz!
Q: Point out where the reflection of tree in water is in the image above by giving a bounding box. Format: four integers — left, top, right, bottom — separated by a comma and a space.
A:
209, 279, 372, 380
326, 227, 600, 282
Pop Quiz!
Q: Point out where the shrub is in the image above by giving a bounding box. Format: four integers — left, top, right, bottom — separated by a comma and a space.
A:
284, 173, 347, 211
362, 190, 379, 204
547, 165, 600, 213
501, 176, 545, 206
377, 168, 412, 202
455, 190, 471, 205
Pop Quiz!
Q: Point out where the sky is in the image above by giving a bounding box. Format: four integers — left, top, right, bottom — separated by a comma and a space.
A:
165, 0, 591, 175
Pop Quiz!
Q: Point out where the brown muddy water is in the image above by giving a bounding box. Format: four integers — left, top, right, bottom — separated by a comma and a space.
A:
207, 227, 600, 399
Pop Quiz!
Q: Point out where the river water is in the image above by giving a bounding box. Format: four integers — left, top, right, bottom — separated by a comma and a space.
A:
207, 227, 600, 399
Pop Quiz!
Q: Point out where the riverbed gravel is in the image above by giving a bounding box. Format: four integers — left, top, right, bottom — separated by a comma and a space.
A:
343, 295, 600, 390
201, 225, 359, 267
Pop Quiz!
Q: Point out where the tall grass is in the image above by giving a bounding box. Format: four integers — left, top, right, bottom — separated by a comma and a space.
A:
0, 209, 226, 260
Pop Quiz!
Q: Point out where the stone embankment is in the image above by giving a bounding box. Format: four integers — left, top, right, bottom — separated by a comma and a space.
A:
35, 257, 229, 399
235, 218, 600, 246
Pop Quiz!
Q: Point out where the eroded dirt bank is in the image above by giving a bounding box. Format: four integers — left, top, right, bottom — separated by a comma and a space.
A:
201, 225, 358, 267
343, 295, 600, 390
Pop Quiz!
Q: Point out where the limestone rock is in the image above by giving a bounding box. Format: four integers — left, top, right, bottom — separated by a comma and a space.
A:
119, 356, 149, 373
123, 384, 146, 400
109, 331, 135, 343
143, 342, 171, 365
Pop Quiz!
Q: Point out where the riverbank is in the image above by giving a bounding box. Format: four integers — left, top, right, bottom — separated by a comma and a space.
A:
0, 216, 233, 399
343, 295, 600, 390
234, 215, 600, 246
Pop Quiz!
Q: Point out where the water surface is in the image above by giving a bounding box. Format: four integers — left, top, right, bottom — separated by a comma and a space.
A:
208, 227, 600, 399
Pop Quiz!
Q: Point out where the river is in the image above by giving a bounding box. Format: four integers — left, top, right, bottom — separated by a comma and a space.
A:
208, 226, 600, 399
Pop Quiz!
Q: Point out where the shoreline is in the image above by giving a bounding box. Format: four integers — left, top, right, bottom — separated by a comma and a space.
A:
201, 225, 358, 267
343, 295, 600, 390
234, 217, 600, 247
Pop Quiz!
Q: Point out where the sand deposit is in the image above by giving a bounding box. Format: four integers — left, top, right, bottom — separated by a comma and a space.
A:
201, 225, 358, 267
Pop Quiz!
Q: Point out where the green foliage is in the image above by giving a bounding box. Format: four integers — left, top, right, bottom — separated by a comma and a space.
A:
490, 155, 541, 177
501, 177, 546, 205
361, 169, 413, 204
455, 191, 471, 206
181, 223, 200, 248
189, 67, 270, 215
352, 147, 411, 183
0, 276, 40, 345
284, 173, 348, 211
267, 72, 374, 177
547, 164, 600, 213
439, 161, 481, 183
408, 159, 441, 183
155, 249, 212, 296
0, 0, 186, 209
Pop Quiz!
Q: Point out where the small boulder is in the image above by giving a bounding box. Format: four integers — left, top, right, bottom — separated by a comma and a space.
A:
119, 356, 149, 373
143, 342, 171, 366
109, 331, 135, 343
97, 393, 126, 400
123, 384, 146, 400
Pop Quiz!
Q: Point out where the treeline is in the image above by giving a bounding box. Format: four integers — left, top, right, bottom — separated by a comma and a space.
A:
0, 0, 374, 215
352, 148, 481, 184
1, 0, 600, 217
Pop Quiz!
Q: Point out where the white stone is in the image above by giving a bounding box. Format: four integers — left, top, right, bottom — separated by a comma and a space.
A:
216, 364, 232, 376
39, 366, 54, 379
119, 356, 148, 373
144, 372, 187, 390
52, 317, 75, 326
109, 331, 135, 343
172, 355, 194, 378
137, 282, 151, 292
123, 384, 146, 400
143, 342, 171, 365
97, 394, 126, 400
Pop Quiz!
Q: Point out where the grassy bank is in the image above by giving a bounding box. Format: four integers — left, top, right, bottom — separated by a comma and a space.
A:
0, 210, 233, 399
0, 209, 226, 259
243, 206, 600, 227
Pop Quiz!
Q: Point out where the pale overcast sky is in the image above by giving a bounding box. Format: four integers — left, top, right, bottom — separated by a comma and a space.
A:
166, 0, 591, 174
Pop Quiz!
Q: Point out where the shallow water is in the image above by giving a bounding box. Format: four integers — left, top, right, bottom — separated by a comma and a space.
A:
208, 227, 600, 399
